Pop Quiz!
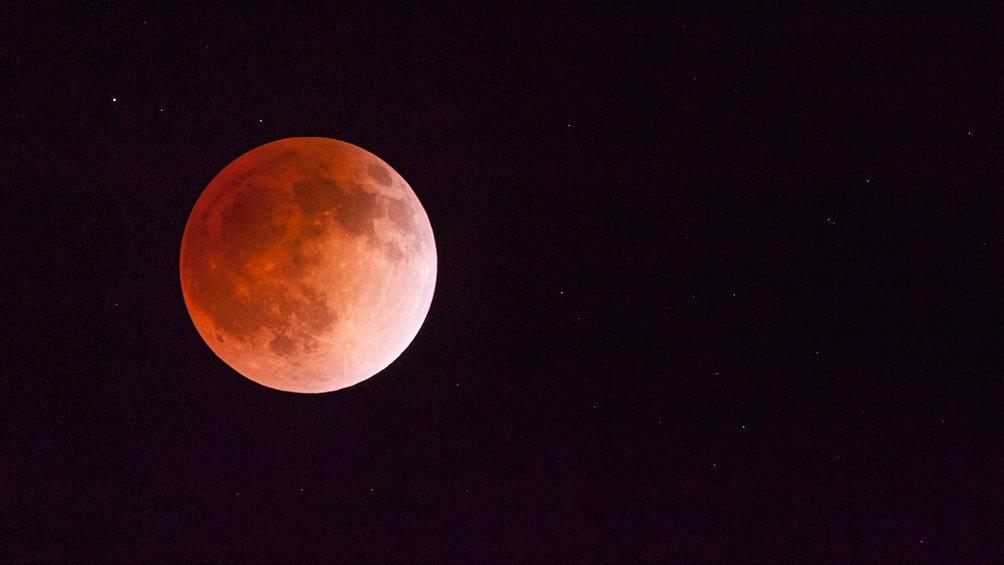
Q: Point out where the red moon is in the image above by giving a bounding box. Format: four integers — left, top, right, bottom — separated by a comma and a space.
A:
179, 137, 437, 393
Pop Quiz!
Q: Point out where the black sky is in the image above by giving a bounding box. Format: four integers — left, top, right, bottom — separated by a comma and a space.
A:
4, 5, 1002, 562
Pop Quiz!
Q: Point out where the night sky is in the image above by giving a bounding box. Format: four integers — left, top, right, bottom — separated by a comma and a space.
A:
5, 6, 1002, 562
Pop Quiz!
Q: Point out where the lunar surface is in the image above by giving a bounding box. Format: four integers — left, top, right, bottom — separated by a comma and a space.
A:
179, 137, 436, 393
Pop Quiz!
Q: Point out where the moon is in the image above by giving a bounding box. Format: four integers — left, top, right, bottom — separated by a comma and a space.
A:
179, 137, 437, 393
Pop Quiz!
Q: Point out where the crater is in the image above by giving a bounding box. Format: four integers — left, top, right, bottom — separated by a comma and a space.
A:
385, 196, 415, 231
335, 186, 381, 237
367, 164, 393, 186
282, 238, 321, 278
300, 217, 328, 240
270, 332, 297, 357
293, 176, 344, 214
382, 240, 405, 263
297, 284, 336, 335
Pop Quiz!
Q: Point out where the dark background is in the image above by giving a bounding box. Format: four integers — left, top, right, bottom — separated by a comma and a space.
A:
3, 5, 1001, 562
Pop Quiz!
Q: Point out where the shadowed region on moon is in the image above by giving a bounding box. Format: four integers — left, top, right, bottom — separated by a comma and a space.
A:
184, 182, 335, 356
180, 137, 437, 393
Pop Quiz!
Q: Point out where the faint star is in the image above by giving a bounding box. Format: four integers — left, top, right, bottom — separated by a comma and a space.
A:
111, 97, 117, 102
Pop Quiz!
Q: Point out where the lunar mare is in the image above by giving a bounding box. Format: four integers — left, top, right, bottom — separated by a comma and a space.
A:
180, 137, 436, 393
